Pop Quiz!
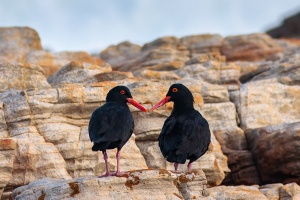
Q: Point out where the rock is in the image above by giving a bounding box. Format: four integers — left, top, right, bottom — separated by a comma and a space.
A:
239, 79, 300, 131
246, 122, 300, 184
47, 61, 112, 86
12, 169, 209, 200
267, 11, 300, 38
0, 27, 42, 63
208, 185, 268, 200
0, 63, 50, 91
202, 102, 261, 185
0, 138, 16, 198
221, 33, 283, 61
141, 36, 180, 52
25, 50, 105, 77
259, 182, 300, 200
180, 34, 224, 55
100, 41, 141, 68
115, 46, 190, 72
279, 182, 300, 199
138, 69, 182, 80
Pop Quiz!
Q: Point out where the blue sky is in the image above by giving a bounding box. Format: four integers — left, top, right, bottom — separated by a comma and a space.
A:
1, 0, 300, 52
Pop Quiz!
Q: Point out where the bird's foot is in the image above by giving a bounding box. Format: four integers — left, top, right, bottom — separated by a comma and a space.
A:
97, 172, 113, 178
113, 171, 130, 178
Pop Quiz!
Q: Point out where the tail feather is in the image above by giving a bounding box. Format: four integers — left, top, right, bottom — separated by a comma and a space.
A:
166, 151, 187, 164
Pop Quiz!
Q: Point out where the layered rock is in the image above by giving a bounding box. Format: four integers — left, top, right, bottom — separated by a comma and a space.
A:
0, 27, 42, 63
0, 63, 51, 91
25, 51, 104, 77
1, 26, 300, 199
221, 33, 283, 61
12, 169, 209, 200
246, 122, 300, 184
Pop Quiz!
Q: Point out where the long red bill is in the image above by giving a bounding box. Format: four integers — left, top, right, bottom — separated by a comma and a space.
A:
150, 96, 171, 111
127, 98, 147, 112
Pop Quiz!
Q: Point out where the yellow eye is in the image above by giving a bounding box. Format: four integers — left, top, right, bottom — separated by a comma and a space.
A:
120, 90, 125, 94
172, 88, 178, 92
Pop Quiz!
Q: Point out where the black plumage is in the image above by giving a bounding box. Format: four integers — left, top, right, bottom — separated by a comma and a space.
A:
150, 83, 211, 171
88, 85, 147, 176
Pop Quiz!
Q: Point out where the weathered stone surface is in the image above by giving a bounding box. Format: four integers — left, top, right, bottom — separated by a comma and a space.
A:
221, 33, 283, 61
141, 36, 180, 52
48, 61, 112, 86
1, 25, 300, 199
138, 69, 182, 80
115, 46, 190, 72
239, 79, 300, 131
12, 169, 209, 200
0, 63, 50, 91
246, 122, 300, 184
26, 50, 105, 77
0, 138, 16, 198
180, 34, 224, 55
100, 41, 141, 68
208, 185, 268, 200
0, 27, 42, 63
260, 182, 300, 200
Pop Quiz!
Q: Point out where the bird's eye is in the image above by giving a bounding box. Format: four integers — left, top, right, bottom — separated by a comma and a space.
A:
120, 90, 125, 94
172, 88, 178, 92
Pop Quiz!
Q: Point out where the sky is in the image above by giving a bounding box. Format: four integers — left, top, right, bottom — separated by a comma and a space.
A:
1, 0, 300, 53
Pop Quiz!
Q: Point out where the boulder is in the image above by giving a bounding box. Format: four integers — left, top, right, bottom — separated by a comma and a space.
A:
12, 169, 209, 200
246, 122, 300, 184
239, 79, 300, 131
0, 63, 50, 91
25, 51, 105, 77
221, 33, 283, 61
47, 61, 112, 86
0, 27, 42, 63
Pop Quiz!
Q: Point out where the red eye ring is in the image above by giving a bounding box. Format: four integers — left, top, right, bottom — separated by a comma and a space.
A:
172, 88, 178, 92
120, 90, 125, 94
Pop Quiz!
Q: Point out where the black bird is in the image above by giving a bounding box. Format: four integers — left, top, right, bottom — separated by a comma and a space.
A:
88, 85, 147, 177
150, 83, 211, 171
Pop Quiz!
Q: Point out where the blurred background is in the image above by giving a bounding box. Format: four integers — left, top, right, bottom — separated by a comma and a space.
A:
1, 0, 300, 52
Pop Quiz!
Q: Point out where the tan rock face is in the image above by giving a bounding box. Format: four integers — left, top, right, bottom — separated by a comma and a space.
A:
48, 61, 112, 86
221, 33, 283, 61
100, 41, 141, 67
25, 51, 105, 77
1, 26, 300, 199
208, 185, 269, 200
0, 27, 42, 62
239, 79, 300, 131
0, 63, 51, 91
0, 138, 16, 198
12, 169, 209, 200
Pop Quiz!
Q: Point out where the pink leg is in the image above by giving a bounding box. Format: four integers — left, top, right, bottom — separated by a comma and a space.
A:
174, 163, 178, 171
116, 150, 121, 175
187, 162, 192, 172
98, 151, 111, 177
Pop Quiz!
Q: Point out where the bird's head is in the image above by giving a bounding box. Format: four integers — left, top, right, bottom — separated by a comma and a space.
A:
150, 83, 194, 111
106, 85, 147, 112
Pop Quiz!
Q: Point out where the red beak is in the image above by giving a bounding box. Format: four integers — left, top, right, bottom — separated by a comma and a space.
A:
150, 96, 171, 111
127, 98, 147, 112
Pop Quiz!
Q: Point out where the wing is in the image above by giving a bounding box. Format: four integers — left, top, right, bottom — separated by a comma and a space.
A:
158, 116, 181, 157
175, 111, 211, 157
88, 103, 133, 143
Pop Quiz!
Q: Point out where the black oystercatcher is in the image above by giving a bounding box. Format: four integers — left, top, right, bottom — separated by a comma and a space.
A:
88, 85, 147, 177
150, 83, 211, 171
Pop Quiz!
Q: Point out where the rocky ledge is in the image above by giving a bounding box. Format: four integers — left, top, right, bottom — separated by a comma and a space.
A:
0, 27, 300, 199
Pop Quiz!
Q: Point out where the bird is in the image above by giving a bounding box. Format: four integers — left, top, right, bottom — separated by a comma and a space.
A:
150, 83, 211, 172
88, 85, 147, 177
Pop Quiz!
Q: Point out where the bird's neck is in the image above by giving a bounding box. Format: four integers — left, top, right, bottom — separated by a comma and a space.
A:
172, 101, 194, 116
